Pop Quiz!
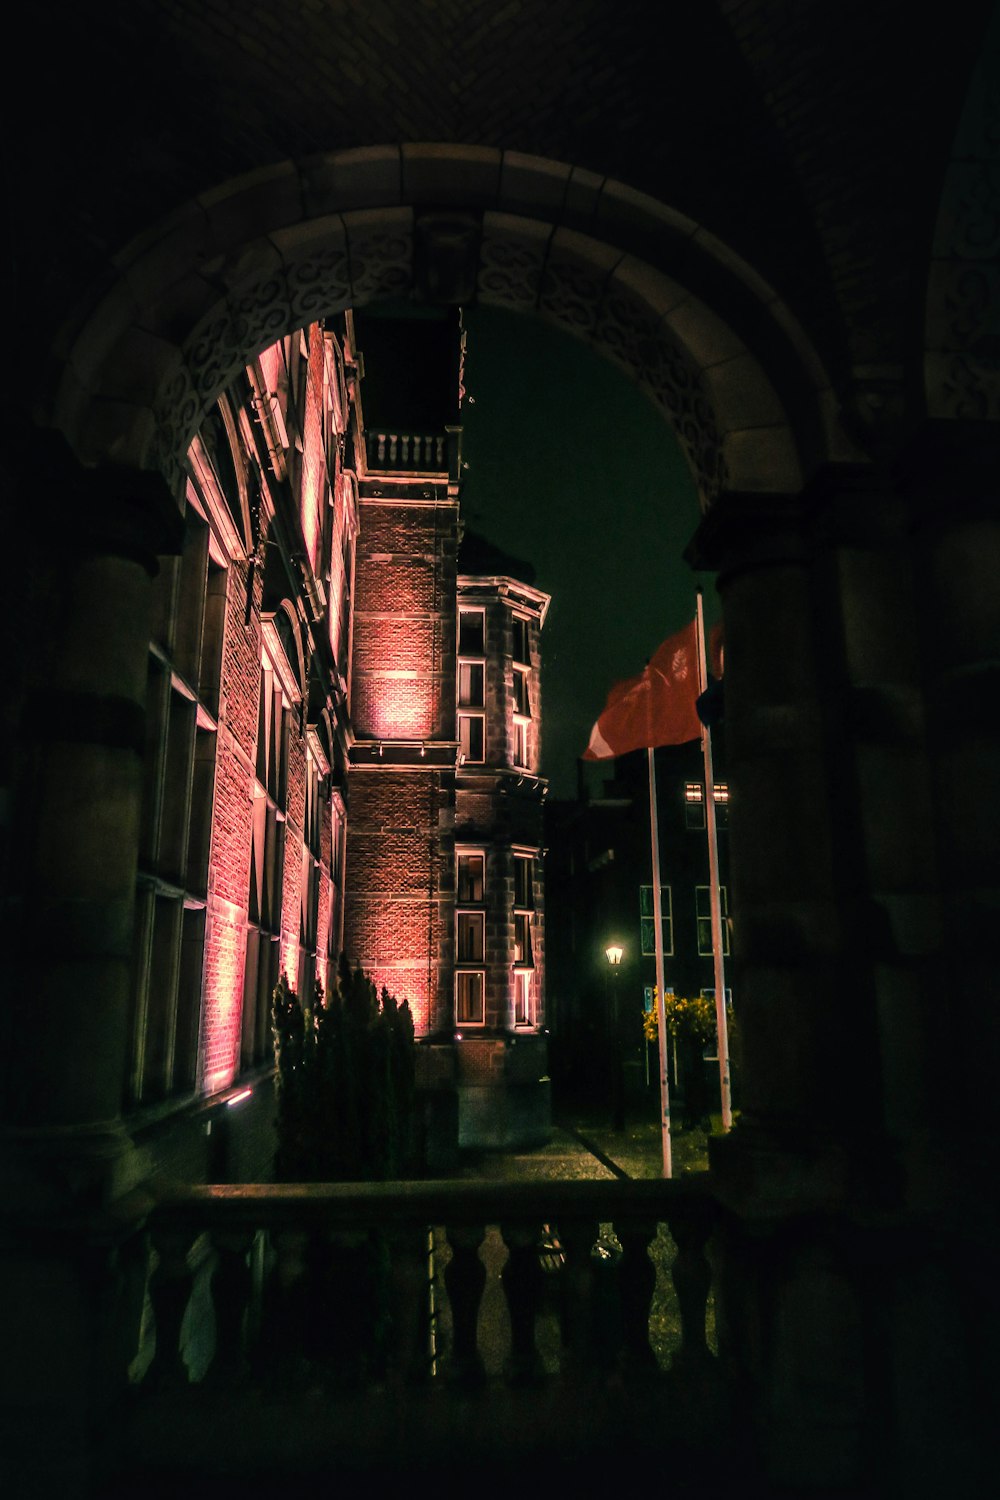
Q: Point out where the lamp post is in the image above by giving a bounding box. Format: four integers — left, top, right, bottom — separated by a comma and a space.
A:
605, 944, 625, 1131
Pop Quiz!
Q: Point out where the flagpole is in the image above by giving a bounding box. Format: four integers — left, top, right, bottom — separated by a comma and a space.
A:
695, 589, 733, 1131
648, 746, 673, 1178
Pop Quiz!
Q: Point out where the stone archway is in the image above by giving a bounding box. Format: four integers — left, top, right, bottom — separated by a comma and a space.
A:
48, 146, 855, 511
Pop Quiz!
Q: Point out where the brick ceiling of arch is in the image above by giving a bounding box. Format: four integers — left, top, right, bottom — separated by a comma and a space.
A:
16, 0, 996, 490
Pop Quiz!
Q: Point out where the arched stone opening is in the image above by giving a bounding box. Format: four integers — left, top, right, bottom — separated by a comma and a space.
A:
26, 146, 964, 1161
47, 146, 855, 510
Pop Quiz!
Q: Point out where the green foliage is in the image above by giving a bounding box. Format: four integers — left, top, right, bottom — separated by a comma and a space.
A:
642, 990, 735, 1047
271, 958, 416, 1183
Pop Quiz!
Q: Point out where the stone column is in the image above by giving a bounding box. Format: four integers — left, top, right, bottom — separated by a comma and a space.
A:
901, 422, 1000, 1178
685, 479, 919, 1489
689, 489, 886, 1192
1, 435, 183, 1494
688, 450, 999, 1494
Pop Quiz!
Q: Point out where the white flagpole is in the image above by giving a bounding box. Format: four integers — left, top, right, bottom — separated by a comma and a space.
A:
695, 589, 733, 1130
648, 746, 673, 1177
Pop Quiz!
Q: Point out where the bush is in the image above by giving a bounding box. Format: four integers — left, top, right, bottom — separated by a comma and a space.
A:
271, 956, 416, 1182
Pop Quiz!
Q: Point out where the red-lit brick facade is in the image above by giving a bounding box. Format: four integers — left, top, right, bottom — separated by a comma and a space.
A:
341, 312, 552, 1147
128, 321, 354, 1134
127, 307, 550, 1156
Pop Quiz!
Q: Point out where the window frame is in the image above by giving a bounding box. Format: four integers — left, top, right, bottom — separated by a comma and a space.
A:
458, 711, 485, 764
639, 884, 674, 957
695, 884, 730, 956
455, 969, 485, 1027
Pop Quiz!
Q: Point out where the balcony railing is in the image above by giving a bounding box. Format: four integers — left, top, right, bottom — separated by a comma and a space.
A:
365, 430, 451, 474
102, 1175, 732, 1485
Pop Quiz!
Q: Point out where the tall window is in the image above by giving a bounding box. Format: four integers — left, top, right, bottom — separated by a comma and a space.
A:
639, 885, 674, 956
297, 748, 322, 997
459, 609, 485, 656
458, 614, 486, 765
242, 658, 290, 1068
696, 885, 730, 956
685, 781, 729, 830
513, 853, 534, 1023
456, 971, 484, 1026
512, 663, 530, 768
455, 847, 486, 1026
129, 500, 226, 1107
458, 850, 485, 902
511, 615, 529, 664
514, 970, 532, 1028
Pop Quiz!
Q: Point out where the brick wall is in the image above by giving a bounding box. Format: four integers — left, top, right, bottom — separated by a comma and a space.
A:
201, 548, 261, 1093
343, 767, 454, 1035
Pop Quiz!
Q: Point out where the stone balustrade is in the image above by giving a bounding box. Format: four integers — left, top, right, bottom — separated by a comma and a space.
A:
103, 1174, 731, 1485
365, 430, 450, 473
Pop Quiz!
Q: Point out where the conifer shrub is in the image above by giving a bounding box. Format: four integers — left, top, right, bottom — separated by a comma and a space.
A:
271, 955, 416, 1183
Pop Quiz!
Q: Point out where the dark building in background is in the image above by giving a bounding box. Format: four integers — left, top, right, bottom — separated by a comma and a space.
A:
546, 739, 729, 1123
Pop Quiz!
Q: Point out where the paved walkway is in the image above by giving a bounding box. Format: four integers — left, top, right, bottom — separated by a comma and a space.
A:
455, 1111, 711, 1183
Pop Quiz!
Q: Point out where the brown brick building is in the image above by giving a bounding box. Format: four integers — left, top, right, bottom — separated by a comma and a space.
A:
343, 308, 552, 1147
150, 300, 551, 1161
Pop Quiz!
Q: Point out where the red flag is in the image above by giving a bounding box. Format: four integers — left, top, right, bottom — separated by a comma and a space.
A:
581, 619, 702, 760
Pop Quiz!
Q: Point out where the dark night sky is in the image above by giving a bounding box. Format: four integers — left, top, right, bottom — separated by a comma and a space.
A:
458, 304, 719, 801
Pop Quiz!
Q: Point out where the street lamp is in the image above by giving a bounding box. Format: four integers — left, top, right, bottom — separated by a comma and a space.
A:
605, 943, 624, 1131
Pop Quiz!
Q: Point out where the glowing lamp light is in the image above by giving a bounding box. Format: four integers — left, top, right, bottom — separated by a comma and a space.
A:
227, 1087, 253, 1108
605, 944, 624, 967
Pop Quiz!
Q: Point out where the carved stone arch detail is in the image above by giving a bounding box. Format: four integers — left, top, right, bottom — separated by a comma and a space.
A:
53, 144, 841, 510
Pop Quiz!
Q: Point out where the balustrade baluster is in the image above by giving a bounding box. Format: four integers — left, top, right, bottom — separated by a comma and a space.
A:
309, 1229, 377, 1386
146, 1226, 198, 1388
499, 1222, 545, 1385
207, 1228, 256, 1384
262, 1228, 312, 1387
668, 1205, 714, 1372
444, 1224, 487, 1386
614, 1219, 660, 1375
384, 1224, 433, 1385
555, 1217, 602, 1379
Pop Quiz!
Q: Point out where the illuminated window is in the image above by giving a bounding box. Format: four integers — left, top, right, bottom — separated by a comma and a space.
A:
456, 847, 487, 1024
684, 782, 704, 829
459, 712, 485, 763
513, 852, 535, 967
243, 657, 292, 1067
685, 781, 728, 829
459, 609, 485, 655
458, 660, 485, 707
457, 911, 485, 962
639, 885, 674, 956
513, 855, 534, 910
513, 717, 528, 768
512, 615, 529, 664
514, 969, 533, 1027
696, 886, 730, 956
513, 665, 530, 717
456, 970, 485, 1025
297, 751, 322, 996
514, 912, 533, 966
457, 850, 485, 903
